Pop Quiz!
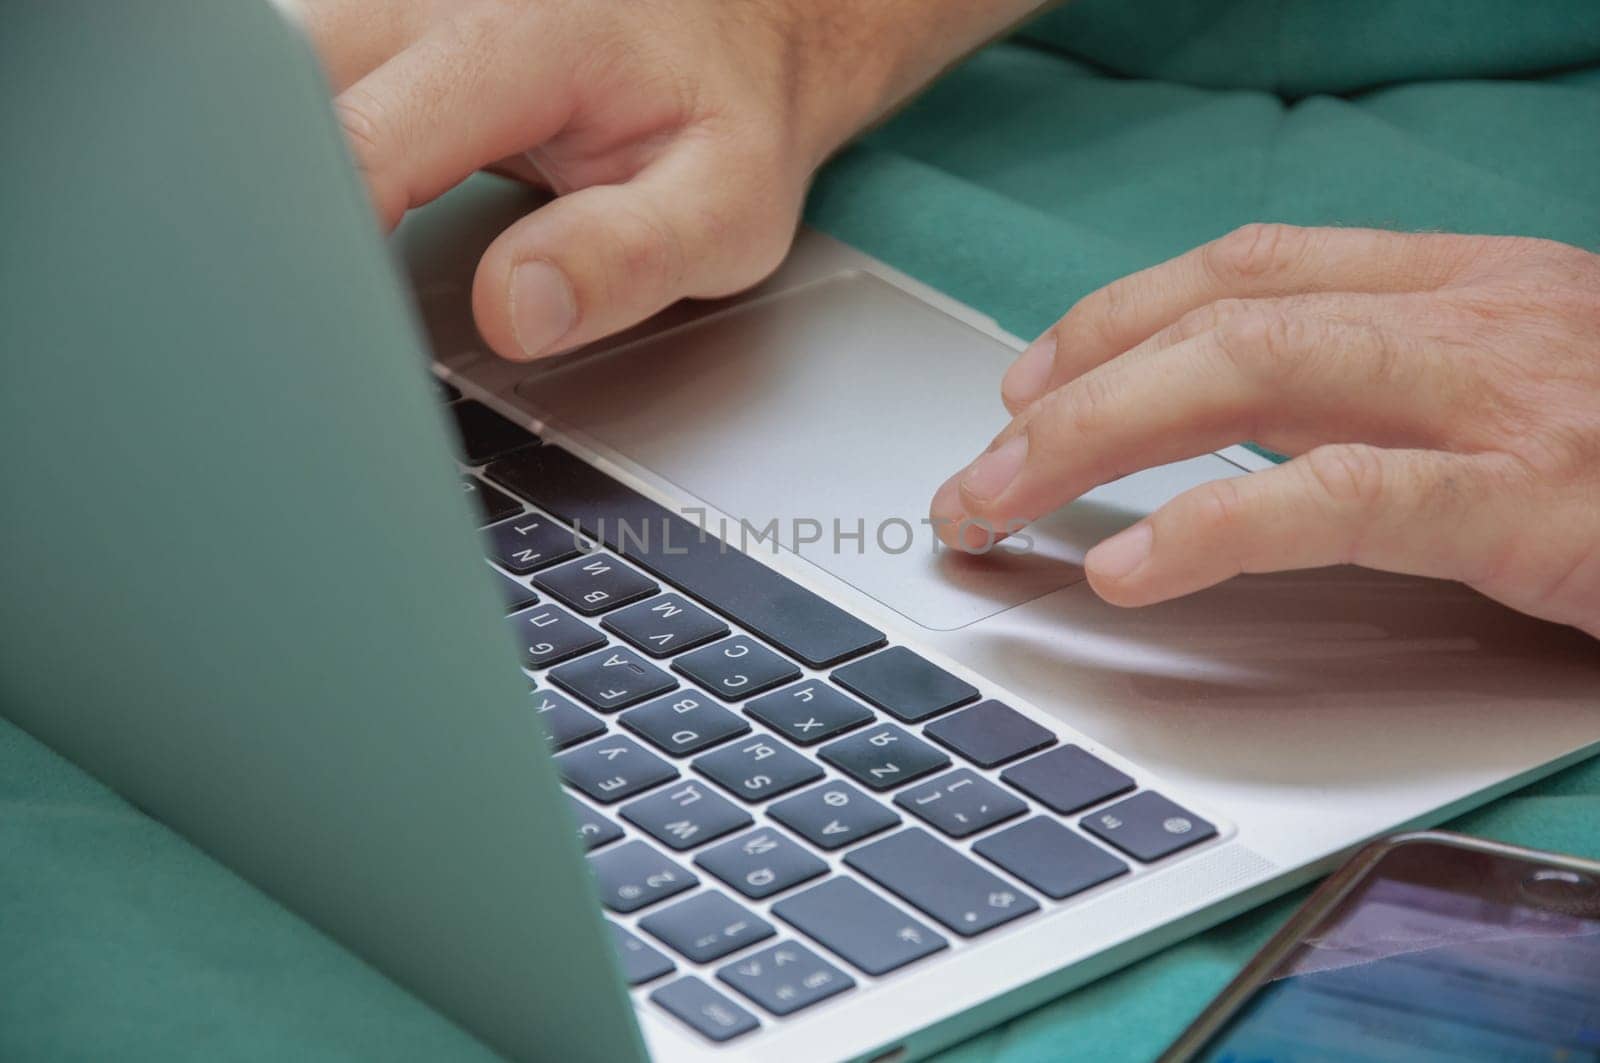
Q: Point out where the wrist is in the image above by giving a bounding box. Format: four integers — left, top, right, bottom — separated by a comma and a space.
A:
778, 0, 1043, 167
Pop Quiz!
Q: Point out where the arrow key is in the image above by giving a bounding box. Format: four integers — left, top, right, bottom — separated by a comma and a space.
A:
717, 941, 854, 1017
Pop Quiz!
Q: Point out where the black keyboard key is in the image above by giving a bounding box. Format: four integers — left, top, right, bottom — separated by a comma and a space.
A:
449, 400, 539, 463
923, 700, 1056, 768
830, 646, 978, 723
771, 878, 946, 976
433, 376, 461, 403
494, 568, 539, 613
673, 636, 800, 702
620, 780, 752, 851
717, 941, 853, 1017
588, 840, 697, 913
845, 828, 1039, 937
548, 646, 677, 711
602, 593, 728, 658
567, 796, 623, 852
694, 735, 823, 802
1081, 791, 1217, 862
972, 817, 1128, 899
557, 734, 677, 804
610, 922, 675, 985
746, 682, 873, 746
818, 724, 949, 792
1000, 745, 1135, 814
621, 689, 749, 756
650, 977, 758, 1043
694, 828, 827, 900
506, 603, 607, 669
893, 768, 1027, 838
483, 512, 584, 575
485, 447, 885, 667
462, 475, 522, 525
640, 890, 775, 964
534, 553, 658, 616
768, 781, 900, 851
531, 688, 604, 750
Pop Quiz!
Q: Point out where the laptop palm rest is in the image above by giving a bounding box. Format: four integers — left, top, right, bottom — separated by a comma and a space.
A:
517, 272, 1241, 631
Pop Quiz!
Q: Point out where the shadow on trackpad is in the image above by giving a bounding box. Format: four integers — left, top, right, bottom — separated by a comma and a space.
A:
517, 272, 1243, 631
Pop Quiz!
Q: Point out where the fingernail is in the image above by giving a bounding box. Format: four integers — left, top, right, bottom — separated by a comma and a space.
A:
1088, 522, 1152, 580
960, 434, 1028, 502
509, 260, 577, 359
1001, 333, 1056, 408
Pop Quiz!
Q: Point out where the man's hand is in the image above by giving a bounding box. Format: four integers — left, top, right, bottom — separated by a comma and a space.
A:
931, 225, 1600, 638
299, 0, 1038, 361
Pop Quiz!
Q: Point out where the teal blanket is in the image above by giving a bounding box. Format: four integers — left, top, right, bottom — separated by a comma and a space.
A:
4, 3, 1598, 1059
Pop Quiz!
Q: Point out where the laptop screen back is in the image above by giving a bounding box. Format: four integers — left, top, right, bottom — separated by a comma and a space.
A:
0, 5, 642, 1061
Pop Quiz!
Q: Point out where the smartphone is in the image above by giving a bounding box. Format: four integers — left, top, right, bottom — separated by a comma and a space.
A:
1161, 831, 1600, 1063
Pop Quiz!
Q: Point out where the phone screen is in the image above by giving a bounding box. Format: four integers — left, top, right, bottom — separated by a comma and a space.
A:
1196, 841, 1600, 1063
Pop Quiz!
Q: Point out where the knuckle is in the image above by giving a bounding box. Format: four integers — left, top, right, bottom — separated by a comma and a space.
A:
1071, 277, 1136, 351
722, 190, 796, 285
333, 89, 388, 170
1302, 444, 1387, 513
1171, 298, 1251, 344
611, 200, 688, 299
1211, 307, 1309, 382
1358, 321, 1406, 389
1204, 223, 1308, 283
1188, 476, 1251, 544
1024, 371, 1115, 464
1060, 371, 1119, 440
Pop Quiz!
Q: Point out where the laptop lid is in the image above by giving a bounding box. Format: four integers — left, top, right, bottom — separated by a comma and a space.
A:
0, 4, 644, 1061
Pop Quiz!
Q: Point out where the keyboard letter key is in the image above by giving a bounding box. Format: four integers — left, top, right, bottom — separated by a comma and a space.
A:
557, 735, 677, 804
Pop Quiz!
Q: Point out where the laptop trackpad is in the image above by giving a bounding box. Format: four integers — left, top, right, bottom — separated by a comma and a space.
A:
517, 272, 1242, 631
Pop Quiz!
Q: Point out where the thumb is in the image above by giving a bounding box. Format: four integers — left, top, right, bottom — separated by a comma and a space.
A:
472, 147, 798, 361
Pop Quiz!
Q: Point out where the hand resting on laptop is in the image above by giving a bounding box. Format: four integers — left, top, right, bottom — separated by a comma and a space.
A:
932, 225, 1600, 639
295, 0, 1040, 360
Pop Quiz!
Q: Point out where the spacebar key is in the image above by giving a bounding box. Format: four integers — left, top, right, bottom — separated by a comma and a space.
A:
485, 446, 885, 668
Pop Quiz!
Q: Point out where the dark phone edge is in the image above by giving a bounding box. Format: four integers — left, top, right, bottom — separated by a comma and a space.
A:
1156, 830, 1600, 1063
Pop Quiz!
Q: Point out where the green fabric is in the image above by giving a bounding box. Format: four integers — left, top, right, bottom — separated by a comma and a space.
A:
0, 717, 497, 1063
1018, 0, 1600, 97
6, 5, 1600, 1061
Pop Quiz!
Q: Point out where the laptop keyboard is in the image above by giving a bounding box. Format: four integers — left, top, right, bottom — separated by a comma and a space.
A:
445, 393, 1222, 1046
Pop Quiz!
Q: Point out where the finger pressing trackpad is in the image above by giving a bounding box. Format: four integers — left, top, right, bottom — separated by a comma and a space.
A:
516, 272, 1241, 631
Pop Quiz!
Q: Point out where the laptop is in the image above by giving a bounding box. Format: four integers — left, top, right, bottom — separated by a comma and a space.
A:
3, 4, 1597, 1062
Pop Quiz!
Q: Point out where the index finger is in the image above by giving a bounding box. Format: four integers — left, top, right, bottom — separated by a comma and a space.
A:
1001, 224, 1484, 413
